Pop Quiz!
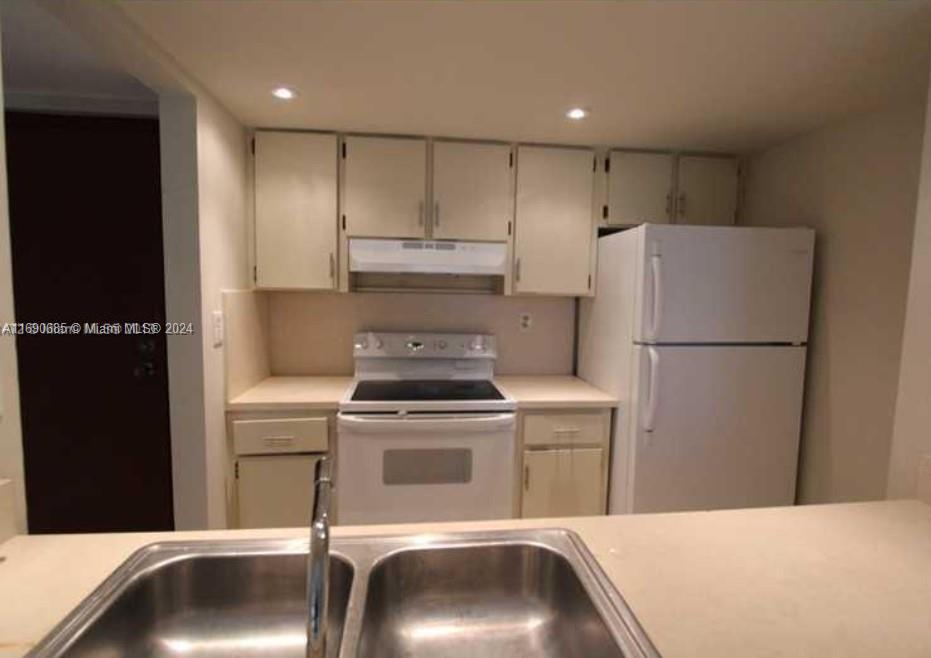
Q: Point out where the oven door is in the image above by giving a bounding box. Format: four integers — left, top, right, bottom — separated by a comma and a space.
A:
335, 412, 516, 525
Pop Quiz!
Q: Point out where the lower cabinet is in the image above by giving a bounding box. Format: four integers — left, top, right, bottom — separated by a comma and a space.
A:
228, 412, 331, 529
237, 454, 322, 528
519, 408, 611, 518
521, 447, 605, 518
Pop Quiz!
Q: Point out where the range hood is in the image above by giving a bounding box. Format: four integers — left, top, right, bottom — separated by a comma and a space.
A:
349, 238, 508, 276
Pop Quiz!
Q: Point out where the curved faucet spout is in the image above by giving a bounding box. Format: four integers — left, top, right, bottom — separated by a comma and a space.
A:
307, 458, 332, 658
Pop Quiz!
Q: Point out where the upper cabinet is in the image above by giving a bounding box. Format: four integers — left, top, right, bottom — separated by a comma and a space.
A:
342, 136, 427, 238
605, 151, 675, 225
675, 155, 738, 225
432, 141, 513, 241
513, 146, 595, 296
602, 152, 738, 227
253, 131, 338, 290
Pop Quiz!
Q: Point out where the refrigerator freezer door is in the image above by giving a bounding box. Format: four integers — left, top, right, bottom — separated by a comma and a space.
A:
635, 225, 814, 344
627, 344, 806, 513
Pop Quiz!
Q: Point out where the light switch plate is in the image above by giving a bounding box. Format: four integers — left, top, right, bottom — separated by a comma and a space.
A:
212, 310, 224, 348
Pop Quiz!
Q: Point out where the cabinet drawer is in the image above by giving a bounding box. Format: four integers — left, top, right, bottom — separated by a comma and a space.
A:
523, 412, 607, 447
232, 417, 328, 455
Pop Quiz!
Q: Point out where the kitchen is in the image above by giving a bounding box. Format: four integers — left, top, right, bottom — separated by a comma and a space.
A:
1, 1, 931, 657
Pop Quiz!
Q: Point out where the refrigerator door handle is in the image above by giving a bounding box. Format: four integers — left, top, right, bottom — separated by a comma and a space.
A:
648, 253, 663, 339
643, 347, 660, 432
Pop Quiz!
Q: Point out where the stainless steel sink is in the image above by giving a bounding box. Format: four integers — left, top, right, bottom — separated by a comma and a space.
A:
29, 546, 353, 658
28, 529, 659, 658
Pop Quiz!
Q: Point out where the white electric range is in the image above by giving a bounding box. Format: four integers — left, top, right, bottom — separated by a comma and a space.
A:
336, 332, 517, 525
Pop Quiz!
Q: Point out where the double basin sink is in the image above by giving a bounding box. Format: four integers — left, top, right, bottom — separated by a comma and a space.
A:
28, 529, 659, 658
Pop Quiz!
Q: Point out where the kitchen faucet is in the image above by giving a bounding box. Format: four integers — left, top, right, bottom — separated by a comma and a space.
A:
306, 457, 332, 658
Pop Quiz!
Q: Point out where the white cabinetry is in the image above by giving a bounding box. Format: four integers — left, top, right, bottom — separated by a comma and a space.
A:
519, 409, 610, 518
230, 414, 330, 529
513, 146, 595, 296
342, 135, 427, 238
253, 131, 338, 289
676, 155, 739, 225
521, 447, 605, 518
605, 151, 675, 225
432, 140, 513, 241
237, 454, 320, 528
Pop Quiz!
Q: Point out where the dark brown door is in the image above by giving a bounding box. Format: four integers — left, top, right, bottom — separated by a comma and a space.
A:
5, 112, 173, 533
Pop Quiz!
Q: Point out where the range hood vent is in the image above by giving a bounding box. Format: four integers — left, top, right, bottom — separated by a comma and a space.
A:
348, 238, 507, 294
349, 238, 508, 275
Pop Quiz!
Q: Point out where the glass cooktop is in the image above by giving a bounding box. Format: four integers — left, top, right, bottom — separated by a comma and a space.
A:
351, 379, 505, 402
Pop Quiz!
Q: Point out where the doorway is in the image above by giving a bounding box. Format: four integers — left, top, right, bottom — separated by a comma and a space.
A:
5, 111, 174, 533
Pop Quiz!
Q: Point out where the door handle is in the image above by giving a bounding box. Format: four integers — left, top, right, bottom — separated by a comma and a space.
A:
648, 250, 663, 339
329, 253, 335, 280
524, 464, 530, 490
643, 347, 660, 432
434, 201, 440, 227
514, 257, 522, 282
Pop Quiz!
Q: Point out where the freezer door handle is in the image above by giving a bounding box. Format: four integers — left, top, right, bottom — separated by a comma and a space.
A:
648, 252, 663, 339
643, 347, 660, 432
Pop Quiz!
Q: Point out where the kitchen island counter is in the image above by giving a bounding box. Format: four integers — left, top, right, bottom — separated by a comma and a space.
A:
2, 500, 930, 658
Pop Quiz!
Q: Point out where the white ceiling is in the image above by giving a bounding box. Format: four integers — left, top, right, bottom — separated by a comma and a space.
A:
118, 1, 931, 153
1, 0, 153, 101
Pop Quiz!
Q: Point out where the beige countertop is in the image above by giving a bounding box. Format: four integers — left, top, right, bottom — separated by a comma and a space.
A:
2, 500, 930, 658
227, 374, 617, 412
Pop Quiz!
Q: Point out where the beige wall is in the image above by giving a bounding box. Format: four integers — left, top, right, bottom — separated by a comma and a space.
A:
888, 69, 931, 500
742, 102, 926, 503
196, 95, 250, 528
268, 292, 576, 376
0, 22, 27, 533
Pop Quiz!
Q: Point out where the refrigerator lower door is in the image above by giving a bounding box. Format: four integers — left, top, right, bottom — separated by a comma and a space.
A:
626, 344, 806, 513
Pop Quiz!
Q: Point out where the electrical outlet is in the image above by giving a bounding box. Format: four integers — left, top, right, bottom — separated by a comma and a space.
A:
519, 312, 533, 332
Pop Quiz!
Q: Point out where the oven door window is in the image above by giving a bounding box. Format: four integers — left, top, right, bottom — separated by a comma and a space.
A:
383, 448, 473, 485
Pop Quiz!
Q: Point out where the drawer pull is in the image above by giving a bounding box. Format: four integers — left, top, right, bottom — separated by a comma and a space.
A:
553, 428, 581, 436
262, 435, 295, 448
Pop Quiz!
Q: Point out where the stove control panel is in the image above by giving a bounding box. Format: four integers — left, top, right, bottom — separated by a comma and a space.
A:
353, 332, 497, 359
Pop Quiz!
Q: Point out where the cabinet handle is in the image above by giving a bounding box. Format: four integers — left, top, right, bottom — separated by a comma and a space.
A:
514, 257, 522, 282
434, 201, 440, 227
329, 253, 335, 279
418, 201, 425, 226
262, 435, 295, 448
524, 464, 530, 490
678, 192, 686, 218
665, 192, 673, 219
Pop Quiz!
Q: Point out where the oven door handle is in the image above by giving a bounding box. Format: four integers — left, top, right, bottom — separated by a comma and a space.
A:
337, 412, 516, 434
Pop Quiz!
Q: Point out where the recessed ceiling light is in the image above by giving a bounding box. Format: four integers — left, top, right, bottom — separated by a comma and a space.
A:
566, 107, 589, 120
272, 86, 297, 100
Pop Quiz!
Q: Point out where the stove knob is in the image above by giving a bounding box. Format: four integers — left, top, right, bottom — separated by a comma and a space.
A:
375, 338, 384, 350
470, 337, 486, 352
437, 340, 447, 350
354, 337, 369, 350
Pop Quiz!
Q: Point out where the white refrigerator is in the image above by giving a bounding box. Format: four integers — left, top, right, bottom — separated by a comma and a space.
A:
579, 224, 814, 514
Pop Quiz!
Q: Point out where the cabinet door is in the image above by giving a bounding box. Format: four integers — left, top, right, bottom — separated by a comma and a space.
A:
254, 131, 338, 289
521, 447, 604, 518
432, 141, 512, 241
514, 146, 594, 295
237, 454, 319, 528
676, 156, 738, 226
606, 151, 674, 225
343, 136, 427, 238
